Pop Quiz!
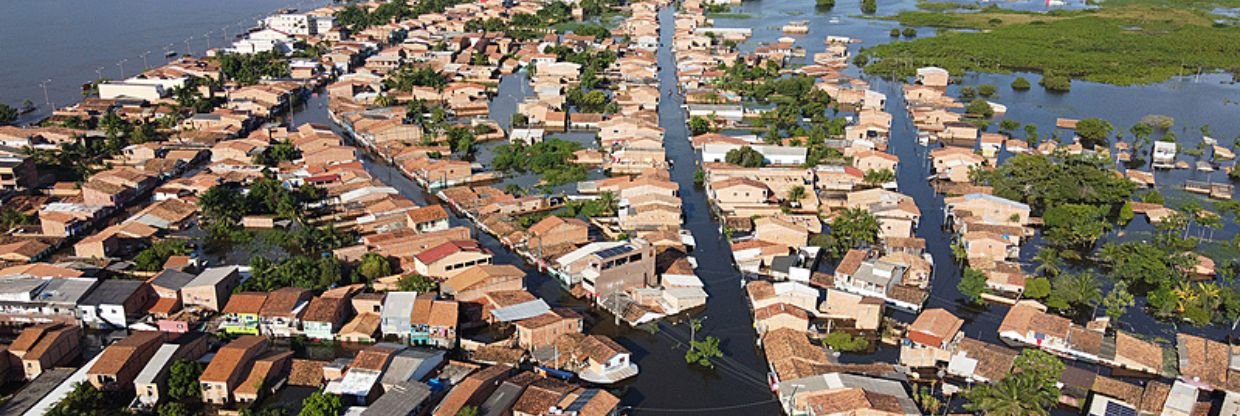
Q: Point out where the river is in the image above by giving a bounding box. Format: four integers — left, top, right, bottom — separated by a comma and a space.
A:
0, 0, 330, 123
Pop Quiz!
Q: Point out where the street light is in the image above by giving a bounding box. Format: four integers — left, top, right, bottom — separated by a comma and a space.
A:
185, 37, 193, 56
117, 59, 128, 79
38, 79, 53, 110
204, 32, 212, 50
95, 66, 104, 81
141, 51, 151, 69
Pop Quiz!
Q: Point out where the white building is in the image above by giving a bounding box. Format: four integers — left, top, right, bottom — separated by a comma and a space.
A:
263, 14, 335, 36
228, 29, 293, 55
701, 143, 808, 166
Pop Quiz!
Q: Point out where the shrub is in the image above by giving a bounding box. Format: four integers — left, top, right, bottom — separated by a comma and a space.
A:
1010, 76, 1031, 90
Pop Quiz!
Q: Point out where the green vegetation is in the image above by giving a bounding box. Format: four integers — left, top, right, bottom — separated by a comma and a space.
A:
1042, 203, 1109, 248
860, 5, 1240, 85
966, 349, 1062, 415
243, 255, 343, 292
966, 98, 994, 118
167, 359, 203, 402
1075, 118, 1113, 148
957, 267, 988, 305
977, 84, 997, 97
0, 103, 17, 125
971, 153, 1135, 213
1024, 276, 1052, 299
385, 66, 448, 91
890, 28, 901, 37
1045, 272, 1103, 312
689, 115, 713, 135
725, 146, 765, 167
457, 407, 480, 416
134, 240, 193, 272
916, 0, 980, 11
819, 208, 881, 259
1011, 76, 1031, 90
198, 178, 326, 230
398, 274, 439, 292
491, 139, 586, 186
216, 51, 288, 85
1104, 281, 1136, 321
46, 382, 130, 416
823, 331, 870, 352
861, 0, 877, 14
903, 27, 918, 37
862, 168, 895, 186
685, 318, 724, 368
253, 140, 301, 166
0, 206, 31, 230
816, 0, 836, 9
300, 390, 343, 416
355, 252, 394, 283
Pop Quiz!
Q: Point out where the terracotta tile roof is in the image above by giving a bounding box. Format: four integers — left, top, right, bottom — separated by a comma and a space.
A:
576, 335, 628, 364
149, 297, 181, 315
484, 290, 537, 308
907, 308, 962, 346
1067, 326, 1103, 355
0, 263, 84, 278
1177, 333, 1229, 388
953, 337, 1017, 382
303, 295, 348, 323
573, 389, 621, 416
288, 359, 327, 387
406, 204, 449, 224
886, 285, 926, 306
527, 215, 586, 236
754, 303, 810, 322
516, 310, 579, 330
800, 388, 905, 415
351, 344, 402, 371
513, 378, 575, 415
746, 281, 775, 301
471, 345, 525, 365
259, 288, 310, 318
442, 264, 524, 294
235, 351, 293, 397
223, 292, 269, 315
1113, 331, 1164, 373
1092, 376, 1143, 405
836, 249, 867, 276
23, 324, 80, 361
428, 300, 459, 327
89, 331, 163, 376
200, 336, 266, 383
1139, 381, 1171, 413
10, 324, 56, 354
339, 313, 380, 338
762, 328, 830, 381
415, 240, 487, 264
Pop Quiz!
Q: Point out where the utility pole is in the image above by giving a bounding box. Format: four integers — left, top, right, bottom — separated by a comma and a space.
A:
39, 79, 53, 110
141, 51, 151, 70
95, 67, 104, 81
117, 59, 128, 79
185, 37, 193, 56
205, 32, 212, 50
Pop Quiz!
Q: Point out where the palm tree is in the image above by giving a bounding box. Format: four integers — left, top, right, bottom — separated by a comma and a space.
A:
597, 191, 618, 216
862, 168, 895, 187
786, 186, 806, 208
1033, 247, 1062, 277
965, 374, 1052, 416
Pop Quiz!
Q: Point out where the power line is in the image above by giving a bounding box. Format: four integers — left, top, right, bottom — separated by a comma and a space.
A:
622, 399, 780, 414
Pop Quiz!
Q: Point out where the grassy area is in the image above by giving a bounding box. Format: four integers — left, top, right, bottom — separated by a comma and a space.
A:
915, 1, 981, 12
861, 5, 1240, 85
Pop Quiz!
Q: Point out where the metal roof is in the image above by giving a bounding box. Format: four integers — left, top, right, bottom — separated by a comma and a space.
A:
491, 299, 551, 322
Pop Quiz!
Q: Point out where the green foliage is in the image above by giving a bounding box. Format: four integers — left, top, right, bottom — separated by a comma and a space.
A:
385, 66, 448, 91
356, 252, 393, 282
243, 255, 343, 292
300, 390, 343, 416
1046, 272, 1102, 311
903, 27, 918, 37
0, 206, 32, 230
725, 146, 765, 167
216, 51, 289, 85
971, 153, 1135, 212
1075, 118, 1114, 148
978, 84, 997, 97
1103, 281, 1136, 321
135, 240, 193, 272
864, 6, 1240, 86
861, 0, 877, 13
862, 168, 895, 186
824, 331, 869, 352
46, 382, 128, 416
823, 208, 881, 259
688, 116, 712, 135
158, 402, 193, 416
253, 140, 301, 166
1010, 77, 1032, 90
1024, 277, 1052, 299
1043, 203, 1108, 248
999, 119, 1020, 133
168, 359, 203, 402
816, 0, 835, 8
0, 103, 17, 125
1141, 189, 1165, 204
685, 335, 724, 368
397, 274, 439, 292
457, 406, 480, 416
966, 98, 994, 118
890, 28, 901, 37
958, 268, 989, 305
966, 349, 1062, 415
568, 88, 608, 113
491, 139, 586, 186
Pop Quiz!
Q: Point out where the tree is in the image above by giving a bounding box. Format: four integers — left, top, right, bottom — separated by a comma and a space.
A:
786, 186, 806, 207
862, 168, 895, 187
397, 274, 438, 292
158, 402, 193, 416
960, 86, 977, 100
958, 268, 988, 305
1024, 123, 1039, 144
977, 84, 997, 97
825, 208, 881, 258
356, 253, 393, 282
134, 240, 193, 272
46, 382, 123, 416
1075, 118, 1113, 148
0, 207, 31, 230
1011, 77, 1032, 91
1024, 277, 1051, 299
1043, 203, 1108, 249
0, 103, 18, 125
300, 391, 343, 416
966, 98, 993, 118
725, 146, 765, 167
167, 359, 203, 402
1103, 281, 1135, 321
685, 335, 723, 368
1046, 272, 1102, 311
199, 185, 246, 225
824, 331, 869, 352
688, 116, 712, 135
890, 28, 901, 37
966, 349, 1062, 415
999, 119, 1020, 133
902, 27, 917, 37
1039, 72, 1071, 92
816, 0, 835, 8
860, 0, 877, 13
457, 407, 480, 416
1033, 247, 1062, 277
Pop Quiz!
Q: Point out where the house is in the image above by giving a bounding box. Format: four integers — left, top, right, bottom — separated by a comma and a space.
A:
916, 67, 949, 88
0, 157, 38, 191
946, 337, 1017, 384
776, 372, 921, 416
709, 177, 772, 212
747, 280, 819, 315
199, 335, 269, 405
820, 288, 884, 331
1153, 141, 1177, 167
181, 266, 241, 312
440, 264, 524, 302
258, 287, 312, 338
431, 364, 512, 416
364, 381, 434, 416
133, 335, 210, 408
931, 147, 986, 183
999, 301, 1103, 362
754, 216, 809, 247
380, 348, 445, 388
944, 193, 1031, 228
961, 230, 1016, 263
762, 328, 832, 383
1175, 333, 1231, 391
233, 350, 294, 404
381, 291, 418, 340
87, 331, 163, 390
853, 150, 899, 174
907, 308, 963, 349
303, 294, 351, 341
414, 240, 494, 279
406, 205, 451, 233
77, 279, 153, 329
754, 303, 810, 335
10, 323, 83, 380
220, 292, 269, 335
147, 269, 196, 317
554, 240, 657, 299
410, 295, 459, 349
515, 308, 583, 350
574, 335, 638, 384
526, 216, 590, 251
339, 313, 382, 343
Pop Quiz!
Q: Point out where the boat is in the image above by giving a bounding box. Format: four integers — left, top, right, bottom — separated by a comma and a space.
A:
828, 16, 841, 24
534, 366, 576, 381
164, 51, 177, 58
